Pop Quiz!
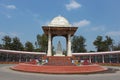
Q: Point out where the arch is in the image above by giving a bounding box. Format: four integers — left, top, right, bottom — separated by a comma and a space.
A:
52, 36, 67, 56
42, 27, 77, 56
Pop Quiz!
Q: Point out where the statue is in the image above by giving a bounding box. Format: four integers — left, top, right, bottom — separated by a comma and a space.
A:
55, 41, 64, 56
56, 41, 62, 54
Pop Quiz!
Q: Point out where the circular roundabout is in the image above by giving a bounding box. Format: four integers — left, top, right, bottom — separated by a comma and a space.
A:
10, 63, 107, 74
0, 64, 120, 80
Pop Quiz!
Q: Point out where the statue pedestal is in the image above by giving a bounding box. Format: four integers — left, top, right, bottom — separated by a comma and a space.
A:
45, 56, 74, 66
54, 54, 65, 56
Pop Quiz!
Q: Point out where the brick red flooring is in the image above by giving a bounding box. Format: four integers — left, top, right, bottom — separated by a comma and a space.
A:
11, 63, 107, 74
44, 56, 75, 66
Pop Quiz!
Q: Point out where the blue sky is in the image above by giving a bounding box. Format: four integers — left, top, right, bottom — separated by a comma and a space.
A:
0, 0, 120, 51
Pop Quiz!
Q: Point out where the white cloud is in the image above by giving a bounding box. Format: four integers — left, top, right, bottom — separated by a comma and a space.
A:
0, 32, 22, 37
91, 26, 105, 31
65, 0, 81, 11
5, 5, 16, 10
0, 4, 16, 18
0, 32, 6, 36
9, 32, 19, 37
6, 14, 12, 18
106, 31, 120, 36
0, 4, 16, 10
73, 19, 90, 27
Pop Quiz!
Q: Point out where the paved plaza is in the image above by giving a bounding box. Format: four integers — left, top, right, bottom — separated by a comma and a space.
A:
0, 64, 120, 80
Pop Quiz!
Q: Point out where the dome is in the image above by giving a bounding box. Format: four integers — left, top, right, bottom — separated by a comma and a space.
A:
48, 15, 71, 27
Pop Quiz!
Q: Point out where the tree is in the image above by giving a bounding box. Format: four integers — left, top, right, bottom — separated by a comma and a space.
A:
93, 36, 113, 52
11, 37, 24, 51
113, 42, 120, 51
72, 35, 87, 53
93, 36, 103, 51
25, 41, 34, 51
104, 36, 113, 51
35, 34, 48, 52
0, 44, 3, 49
2, 35, 12, 50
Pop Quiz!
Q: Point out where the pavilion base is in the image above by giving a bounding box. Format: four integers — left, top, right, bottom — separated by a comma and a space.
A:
10, 63, 107, 74
54, 54, 65, 56
44, 56, 75, 66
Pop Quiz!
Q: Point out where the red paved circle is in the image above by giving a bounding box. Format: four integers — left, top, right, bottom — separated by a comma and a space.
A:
10, 63, 107, 74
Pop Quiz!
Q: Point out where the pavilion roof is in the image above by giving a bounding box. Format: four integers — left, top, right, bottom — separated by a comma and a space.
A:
42, 26, 78, 37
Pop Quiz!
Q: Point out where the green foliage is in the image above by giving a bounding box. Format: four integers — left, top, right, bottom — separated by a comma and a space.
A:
2, 35, 12, 50
93, 36, 113, 52
104, 36, 113, 51
25, 41, 34, 51
72, 35, 87, 53
0, 34, 116, 53
113, 42, 120, 50
1, 36, 24, 50
11, 37, 24, 51
93, 36, 103, 51
35, 34, 48, 52
0, 44, 3, 49
0, 34, 48, 52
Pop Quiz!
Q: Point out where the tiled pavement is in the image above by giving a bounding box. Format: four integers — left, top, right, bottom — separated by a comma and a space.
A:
11, 63, 107, 74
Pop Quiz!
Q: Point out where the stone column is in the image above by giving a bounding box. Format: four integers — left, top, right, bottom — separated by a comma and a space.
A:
47, 33, 52, 56
6, 53, 9, 62
19, 54, 21, 62
95, 55, 97, 63
109, 54, 112, 63
102, 55, 104, 63
25, 54, 28, 62
66, 37, 68, 56
67, 34, 72, 56
117, 54, 119, 63
89, 55, 91, 63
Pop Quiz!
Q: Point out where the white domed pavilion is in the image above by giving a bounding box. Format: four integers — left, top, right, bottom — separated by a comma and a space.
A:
42, 16, 78, 56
